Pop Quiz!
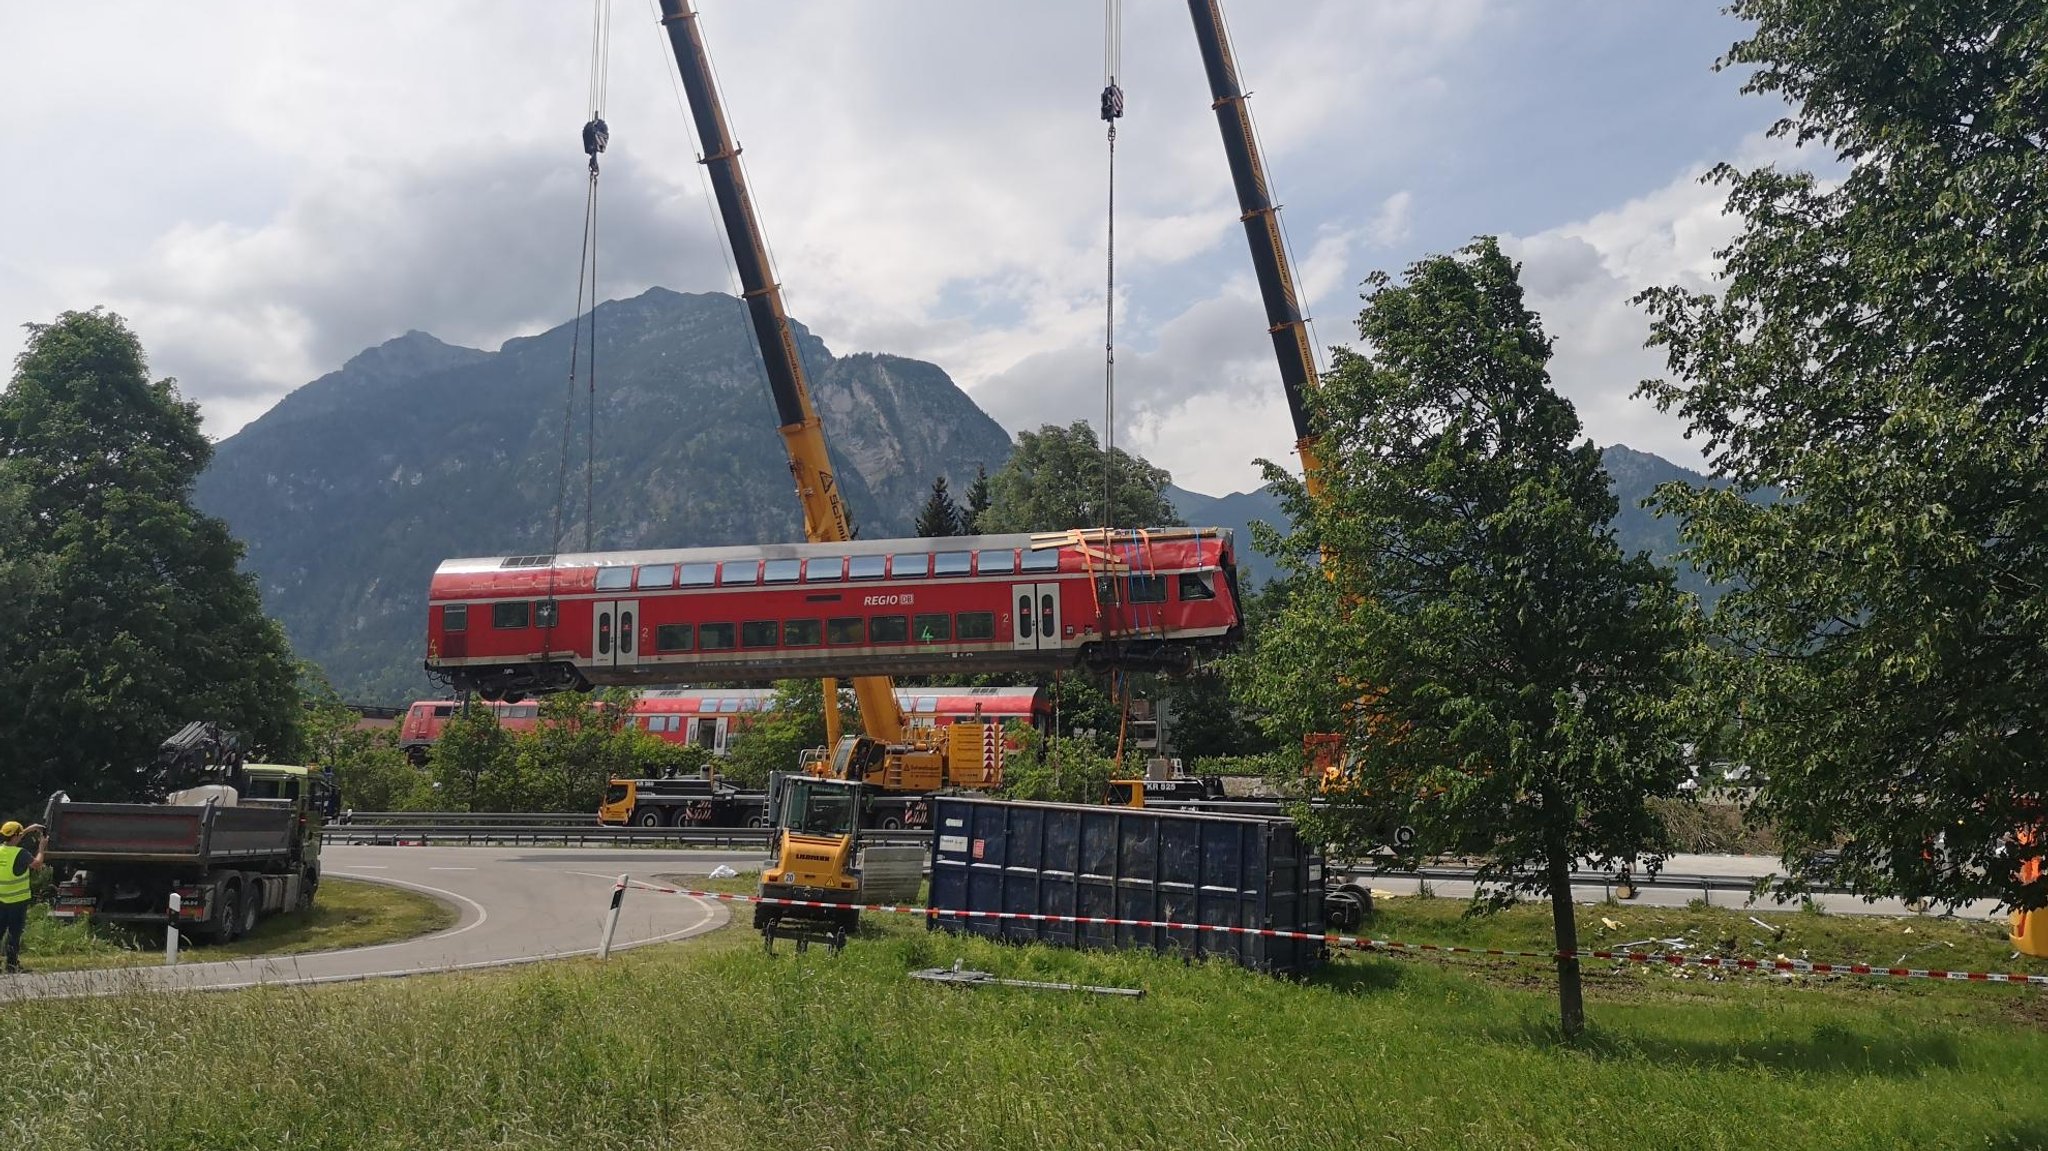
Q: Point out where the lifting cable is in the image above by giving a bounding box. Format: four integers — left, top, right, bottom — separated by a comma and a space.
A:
1099, 0, 1135, 768
553, 0, 614, 566
1098, 0, 1124, 538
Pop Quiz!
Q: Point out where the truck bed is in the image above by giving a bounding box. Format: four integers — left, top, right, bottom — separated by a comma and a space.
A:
47, 800, 298, 865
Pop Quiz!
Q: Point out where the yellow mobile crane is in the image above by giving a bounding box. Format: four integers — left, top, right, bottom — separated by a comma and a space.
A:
655, 0, 998, 950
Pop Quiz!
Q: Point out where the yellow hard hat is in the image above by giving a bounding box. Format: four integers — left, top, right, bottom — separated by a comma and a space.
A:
0, 821, 20, 838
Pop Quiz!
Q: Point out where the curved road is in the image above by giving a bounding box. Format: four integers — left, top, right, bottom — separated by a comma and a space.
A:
0, 844, 758, 1002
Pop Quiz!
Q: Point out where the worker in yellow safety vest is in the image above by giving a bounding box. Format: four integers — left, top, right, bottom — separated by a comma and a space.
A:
0, 820, 48, 974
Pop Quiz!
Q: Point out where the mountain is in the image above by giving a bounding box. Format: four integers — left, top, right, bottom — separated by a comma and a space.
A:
194, 288, 1013, 702
1165, 446, 1730, 602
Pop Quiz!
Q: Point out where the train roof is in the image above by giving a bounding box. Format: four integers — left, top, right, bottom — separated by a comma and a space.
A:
433, 527, 1233, 577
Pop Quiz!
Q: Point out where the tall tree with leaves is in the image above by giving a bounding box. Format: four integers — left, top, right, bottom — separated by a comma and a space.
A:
0, 310, 302, 811
1637, 2, 2048, 912
962, 463, 993, 534
978, 421, 1182, 533
913, 474, 963, 537
1242, 239, 1693, 1038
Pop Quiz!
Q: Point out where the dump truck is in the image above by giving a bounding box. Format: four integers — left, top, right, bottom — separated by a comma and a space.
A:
44, 760, 338, 942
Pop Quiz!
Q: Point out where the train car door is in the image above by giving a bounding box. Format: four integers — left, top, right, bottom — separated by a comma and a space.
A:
591, 600, 642, 672
1010, 583, 1062, 651
690, 717, 720, 750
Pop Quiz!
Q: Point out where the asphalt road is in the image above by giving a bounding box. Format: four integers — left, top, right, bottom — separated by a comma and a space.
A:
1350, 851, 2010, 922
0, 844, 760, 1002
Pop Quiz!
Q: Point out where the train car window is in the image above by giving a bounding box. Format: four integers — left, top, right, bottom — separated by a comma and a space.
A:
1127, 575, 1168, 604
740, 698, 761, 713
442, 604, 468, 632
803, 556, 843, 581
784, 619, 822, 646
534, 600, 559, 627
870, 615, 909, 643
510, 705, 538, 719
433, 704, 455, 718
890, 553, 930, 578
492, 601, 531, 629
762, 558, 801, 583
933, 551, 973, 576
976, 549, 1017, 575
827, 616, 865, 645
914, 696, 939, 714
1177, 571, 1217, 601
718, 698, 742, 713
656, 623, 694, 652
720, 561, 761, 586
914, 613, 951, 643
596, 567, 633, 591
698, 622, 736, 650
637, 564, 676, 590
679, 562, 717, 587
741, 620, 781, 648
957, 611, 996, 640
847, 555, 886, 580
1021, 548, 1060, 573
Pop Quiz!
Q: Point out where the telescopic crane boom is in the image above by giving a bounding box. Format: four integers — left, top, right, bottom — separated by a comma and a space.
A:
1185, 0, 1327, 501
656, 0, 903, 744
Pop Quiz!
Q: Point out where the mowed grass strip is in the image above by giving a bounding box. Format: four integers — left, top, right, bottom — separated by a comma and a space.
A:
17, 878, 457, 972
3, 890, 2044, 1151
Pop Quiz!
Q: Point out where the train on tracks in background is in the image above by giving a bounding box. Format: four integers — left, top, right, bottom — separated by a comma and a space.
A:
398, 686, 1053, 760
422, 528, 1242, 702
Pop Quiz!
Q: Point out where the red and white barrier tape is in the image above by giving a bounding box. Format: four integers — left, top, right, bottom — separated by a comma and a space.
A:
628, 881, 2048, 988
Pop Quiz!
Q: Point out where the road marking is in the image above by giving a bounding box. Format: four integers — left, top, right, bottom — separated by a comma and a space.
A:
351, 865, 387, 870
428, 867, 476, 871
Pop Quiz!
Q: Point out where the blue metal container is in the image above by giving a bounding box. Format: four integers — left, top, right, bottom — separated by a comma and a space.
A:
928, 796, 1324, 975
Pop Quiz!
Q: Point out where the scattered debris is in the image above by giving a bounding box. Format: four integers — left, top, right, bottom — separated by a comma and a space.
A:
708, 864, 738, 879
1600, 916, 1625, 931
1747, 915, 1784, 940
911, 959, 1145, 998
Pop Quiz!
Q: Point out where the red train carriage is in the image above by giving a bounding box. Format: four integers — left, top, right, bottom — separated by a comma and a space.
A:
424, 529, 1241, 701
400, 687, 1053, 758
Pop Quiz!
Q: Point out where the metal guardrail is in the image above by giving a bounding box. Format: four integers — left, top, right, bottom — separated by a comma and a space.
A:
323, 824, 935, 850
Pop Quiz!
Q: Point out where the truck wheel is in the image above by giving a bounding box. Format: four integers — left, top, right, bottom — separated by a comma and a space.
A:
298, 871, 320, 910
746, 816, 766, 829
241, 887, 263, 936
880, 815, 903, 831
635, 809, 665, 828
213, 887, 242, 943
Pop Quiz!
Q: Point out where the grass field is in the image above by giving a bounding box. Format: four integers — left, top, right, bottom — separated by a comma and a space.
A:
2, 879, 2042, 1151
17, 878, 457, 972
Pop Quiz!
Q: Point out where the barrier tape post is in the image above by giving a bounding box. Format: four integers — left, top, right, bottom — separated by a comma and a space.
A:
164, 892, 181, 966
626, 880, 2048, 990
598, 873, 627, 960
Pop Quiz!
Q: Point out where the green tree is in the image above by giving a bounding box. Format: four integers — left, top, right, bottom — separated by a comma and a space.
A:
1636, 1, 2048, 912
299, 668, 426, 812
0, 310, 302, 812
995, 724, 1118, 804
430, 702, 515, 812
913, 474, 963, 537
962, 463, 993, 534
1244, 239, 1694, 1038
721, 679, 852, 790
513, 689, 647, 813
978, 421, 1182, 533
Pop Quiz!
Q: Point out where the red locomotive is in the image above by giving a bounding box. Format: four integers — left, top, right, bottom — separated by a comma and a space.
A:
424, 528, 1241, 701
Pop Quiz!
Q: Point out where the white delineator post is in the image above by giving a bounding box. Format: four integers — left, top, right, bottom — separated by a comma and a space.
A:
598, 874, 627, 960
165, 892, 182, 965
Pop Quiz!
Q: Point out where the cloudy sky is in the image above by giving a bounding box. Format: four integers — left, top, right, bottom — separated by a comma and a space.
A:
0, 1, 1798, 496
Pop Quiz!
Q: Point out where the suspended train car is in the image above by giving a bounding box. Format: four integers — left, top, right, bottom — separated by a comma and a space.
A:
424, 529, 1242, 700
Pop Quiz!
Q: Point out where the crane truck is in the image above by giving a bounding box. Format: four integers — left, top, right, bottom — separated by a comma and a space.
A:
41, 723, 338, 942
655, 0, 1003, 946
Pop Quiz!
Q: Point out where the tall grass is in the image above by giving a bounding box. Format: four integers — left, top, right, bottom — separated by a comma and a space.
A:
2, 899, 2043, 1150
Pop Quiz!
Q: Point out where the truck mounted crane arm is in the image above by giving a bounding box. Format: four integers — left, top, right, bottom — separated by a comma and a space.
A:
657, 0, 903, 743
1185, 0, 1327, 501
